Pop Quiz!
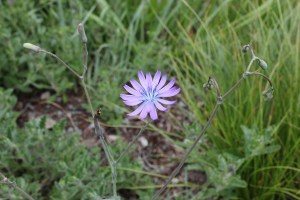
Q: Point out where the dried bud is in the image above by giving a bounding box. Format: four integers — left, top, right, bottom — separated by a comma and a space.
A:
262, 87, 274, 101
257, 59, 268, 70
203, 83, 212, 90
242, 45, 250, 53
23, 43, 42, 52
78, 23, 87, 43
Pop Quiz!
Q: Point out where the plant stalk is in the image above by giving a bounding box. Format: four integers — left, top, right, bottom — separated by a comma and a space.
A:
94, 117, 117, 199
40, 50, 82, 79
151, 103, 221, 200
116, 121, 149, 164
0, 172, 35, 200
152, 45, 274, 199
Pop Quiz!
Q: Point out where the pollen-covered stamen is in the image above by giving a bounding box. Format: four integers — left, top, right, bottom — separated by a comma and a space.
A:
145, 86, 157, 102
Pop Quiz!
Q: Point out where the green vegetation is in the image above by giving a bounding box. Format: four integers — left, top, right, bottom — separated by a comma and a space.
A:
0, 0, 299, 199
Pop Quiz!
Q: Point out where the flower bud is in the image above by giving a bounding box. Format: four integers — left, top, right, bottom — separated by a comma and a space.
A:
23, 43, 42, 52
257, 59, 268, 70
78, 23, 87, 43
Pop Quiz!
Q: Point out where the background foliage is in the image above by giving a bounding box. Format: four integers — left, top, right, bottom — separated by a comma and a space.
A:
0, 0, 299, 199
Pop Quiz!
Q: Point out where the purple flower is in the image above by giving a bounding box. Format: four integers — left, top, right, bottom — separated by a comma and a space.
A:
120, 71, 180, 120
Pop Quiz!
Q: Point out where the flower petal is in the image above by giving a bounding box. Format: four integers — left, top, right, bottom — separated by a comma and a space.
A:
158, 87, 181, 97
138, 71, 148, 90
124, 84, 141, 96
128, 102, 146, 117
157, 99, 177, 105
149, 105, 158, 120
146, 72, 153, 88
139, 103, 150, 119
154, 101, 167, 111
152, 71, 161, 88
123, 100, 143, 106
130, 79, 143, 92
158, 79, 175, 94
156, 74, 167, 90
120, 94, 142, 101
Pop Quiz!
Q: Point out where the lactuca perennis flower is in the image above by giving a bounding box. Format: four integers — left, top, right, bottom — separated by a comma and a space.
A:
121, 71, 180, 120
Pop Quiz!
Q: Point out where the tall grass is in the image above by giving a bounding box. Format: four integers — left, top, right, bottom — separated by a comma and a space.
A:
161, 0, 300, 199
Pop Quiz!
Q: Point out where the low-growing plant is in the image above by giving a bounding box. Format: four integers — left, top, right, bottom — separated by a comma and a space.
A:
0, 88, 154, 199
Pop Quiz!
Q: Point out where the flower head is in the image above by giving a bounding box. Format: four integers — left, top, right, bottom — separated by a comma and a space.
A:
121, 71, 180, 120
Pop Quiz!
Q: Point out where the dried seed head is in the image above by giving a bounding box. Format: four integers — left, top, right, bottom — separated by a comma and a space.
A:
78, 23, 87, 43
203, 83, 212, 90
262, 87, 274, 101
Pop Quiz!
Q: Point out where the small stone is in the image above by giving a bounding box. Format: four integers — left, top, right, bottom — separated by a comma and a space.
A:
40, 91, 50, 100
138, 136, 148, 147
45, 117, 56, 129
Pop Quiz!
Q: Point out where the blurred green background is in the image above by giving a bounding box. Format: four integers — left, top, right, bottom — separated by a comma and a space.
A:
0, 0, 299, 199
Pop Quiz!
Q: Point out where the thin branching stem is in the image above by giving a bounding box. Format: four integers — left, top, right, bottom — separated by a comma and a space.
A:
80, 42, 95, 117
244, 44, 257, 72
249, 71, 273, 88
151, 103, 221, 200
152, 44, 273, 199
81, 78, 95, 117
78, 36, 116, 198
40, 50, 82, 79
94, 117, 117, 198
116, 120, 150, 164
208, 76, 222, 97
0, 172, 35, 200
246, 57, 257, 72
32, 26, 116, 198
222, 71, 273, 100
82, 43, 88, 74
222, 76, 246, 99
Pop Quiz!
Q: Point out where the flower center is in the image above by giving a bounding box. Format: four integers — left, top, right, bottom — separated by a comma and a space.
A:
144, 87, 158, 102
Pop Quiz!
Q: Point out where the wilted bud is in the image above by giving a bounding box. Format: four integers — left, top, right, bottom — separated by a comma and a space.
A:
242, 45, 250, 53
203, 83, 212, 90
262, 87, 274, 101
23, 43, 42, 52
78, 23, 87, 43
257, 59, 268, 70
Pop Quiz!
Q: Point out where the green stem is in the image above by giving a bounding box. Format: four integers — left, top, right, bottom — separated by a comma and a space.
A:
94, 117, 117, 199
244, 44, 257, 72
81, 78, 95, 116
248, 71, 273, 88
112, 162, 118, 198
222, 76, 245, 99
151, 103, 221, 200
82, 43, 88, 75
79, 39, 117, 198
246, 57, 257, 72
116, 121, 149, 164
40, 50, 82, 79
